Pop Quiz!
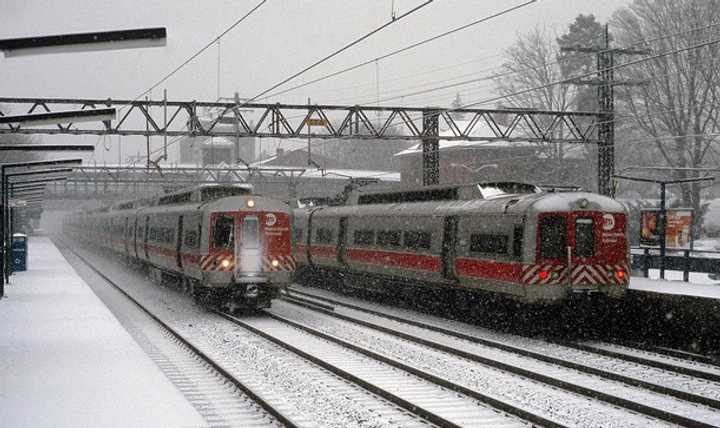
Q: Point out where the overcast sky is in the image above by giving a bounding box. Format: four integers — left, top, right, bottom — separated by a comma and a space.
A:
0, 0, 632, 164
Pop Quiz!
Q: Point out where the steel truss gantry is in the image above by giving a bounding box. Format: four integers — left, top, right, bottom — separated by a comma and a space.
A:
0, 97, 606, 190
44, 165, 306, 201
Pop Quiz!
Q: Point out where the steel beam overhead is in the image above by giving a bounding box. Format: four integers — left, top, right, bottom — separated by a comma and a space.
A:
0, 28, 166, 57
0, 108, 115, 126
0, 144, 95, 151
0, 97, 601, 144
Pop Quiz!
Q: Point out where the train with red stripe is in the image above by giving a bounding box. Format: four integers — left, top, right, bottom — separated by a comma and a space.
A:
292, 182, 629, 304
64, 184, 295, 310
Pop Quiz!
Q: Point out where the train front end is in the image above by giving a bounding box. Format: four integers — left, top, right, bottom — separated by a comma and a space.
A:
524, 193, 630, 303
202, 196, 295, 310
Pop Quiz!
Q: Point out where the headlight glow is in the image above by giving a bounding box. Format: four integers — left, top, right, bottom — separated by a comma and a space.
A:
271, 259, 280, 267
247, 199, 255, 208
221, 259, 231, 268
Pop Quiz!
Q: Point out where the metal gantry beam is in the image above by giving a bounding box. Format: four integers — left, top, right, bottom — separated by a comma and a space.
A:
0, 96, 605, 189
0, 97, 601, 142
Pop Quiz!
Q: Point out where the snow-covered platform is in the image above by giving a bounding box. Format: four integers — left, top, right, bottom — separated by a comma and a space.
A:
630, 275, 720, 300
0, 237, 205, 428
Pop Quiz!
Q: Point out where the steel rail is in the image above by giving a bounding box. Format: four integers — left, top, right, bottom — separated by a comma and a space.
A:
58, 241, 300, 428
288, 288, 720, 383
251, 307, 568, 428
214, 309, 461, 428
284, 288, 720, 424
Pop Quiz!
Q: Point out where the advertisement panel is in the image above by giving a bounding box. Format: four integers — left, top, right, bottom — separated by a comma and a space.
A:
666, 209, 693, 249
639, 209, 693, 249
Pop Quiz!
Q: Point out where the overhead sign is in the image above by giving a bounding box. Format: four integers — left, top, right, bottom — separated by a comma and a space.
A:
305, 118, 327, 127
639, 209, 693, 249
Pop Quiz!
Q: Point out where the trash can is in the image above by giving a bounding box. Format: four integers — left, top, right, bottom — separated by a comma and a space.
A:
12, 233, 27, 272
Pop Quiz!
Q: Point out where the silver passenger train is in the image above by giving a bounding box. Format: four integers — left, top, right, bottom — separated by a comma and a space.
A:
293, 182, 630, 304
64, 184, 295, 310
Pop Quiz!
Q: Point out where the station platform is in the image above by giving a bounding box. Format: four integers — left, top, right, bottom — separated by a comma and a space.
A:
0, 237, 205, 428
630, 275, 720, 300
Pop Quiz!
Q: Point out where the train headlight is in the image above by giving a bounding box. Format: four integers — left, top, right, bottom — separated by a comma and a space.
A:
247, 199, 255, 208
578, 198, 589, 209
614, 270, 626, 281
271, 259, 280, 267
221, 259, 231, 268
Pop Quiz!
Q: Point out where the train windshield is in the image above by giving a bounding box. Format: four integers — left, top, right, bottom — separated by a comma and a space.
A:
213, 216, 234, 248
242, 216, 259, 249
539, 216, 567, 259
575, 218, 595, 257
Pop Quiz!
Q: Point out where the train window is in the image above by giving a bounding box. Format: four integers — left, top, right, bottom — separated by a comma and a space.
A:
404, 231, 431, 250
213, 216, 235, 248
575, 218, 595, 257
513, 225, 523, 258
539, 216, 567, 259
377, 230, 401, 247
242, 216, 259, 249
184, 230, 198, 248
315, 228, 334, 244
470, 233, 508, 254
354, 230, 375, 246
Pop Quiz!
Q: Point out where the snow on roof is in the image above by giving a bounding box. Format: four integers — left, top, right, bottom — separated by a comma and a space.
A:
394, 119, 537, 157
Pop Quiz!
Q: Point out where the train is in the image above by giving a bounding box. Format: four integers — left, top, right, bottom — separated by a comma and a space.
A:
63, 184, 295, 311
292, 182, 630, 305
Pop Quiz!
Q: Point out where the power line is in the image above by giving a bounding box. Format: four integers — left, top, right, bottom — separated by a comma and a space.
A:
246, 0, 436, 102
134, 0, 436, 164
326, 20, 720, 112
128, 0, 268, 107
264, 0, 537, 100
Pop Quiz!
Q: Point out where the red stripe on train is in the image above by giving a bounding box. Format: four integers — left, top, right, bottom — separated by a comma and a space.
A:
346, 248, 440, 272
455, 257, 522, 282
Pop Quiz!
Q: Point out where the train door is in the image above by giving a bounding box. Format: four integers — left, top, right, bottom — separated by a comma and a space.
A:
143, 216, 150, 260
133, 217, 138, 258
176, 216, 184, 270
124, 217, 129, 255
236, 215, 261, 277
337, 217, 348, 265
441, 216, 458, 280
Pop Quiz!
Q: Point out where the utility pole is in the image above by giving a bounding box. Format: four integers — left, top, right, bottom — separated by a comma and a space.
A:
561, 24, 649, 197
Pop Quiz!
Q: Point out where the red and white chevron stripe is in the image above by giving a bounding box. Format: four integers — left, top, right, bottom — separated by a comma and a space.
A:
522, 263, 628, 286
262, 254, 297, 272
200, 253, 235, 272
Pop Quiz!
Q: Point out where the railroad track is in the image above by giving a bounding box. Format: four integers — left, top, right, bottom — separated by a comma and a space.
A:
284, 286, 720, 428
61, 239, 483, 427
57, 240, 295, 428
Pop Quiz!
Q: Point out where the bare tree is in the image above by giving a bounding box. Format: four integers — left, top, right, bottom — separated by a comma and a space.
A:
612, 0, 720, 231
494, 25, 591, 187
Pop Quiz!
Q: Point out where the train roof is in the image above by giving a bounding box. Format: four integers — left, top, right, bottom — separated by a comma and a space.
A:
309, 189, 626, 218
345, 181, 542, 205
155, 183, 253, 206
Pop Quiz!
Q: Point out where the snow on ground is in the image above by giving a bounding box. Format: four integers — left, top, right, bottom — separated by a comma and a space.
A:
0, 237, 205, 428
630, 273, 720, 299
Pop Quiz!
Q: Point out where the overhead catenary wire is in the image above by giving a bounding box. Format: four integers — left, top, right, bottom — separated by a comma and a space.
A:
126, 0, 268, 110
135, 15, 720, 165
264, 0, 538, 100
320, 20, 720, 113
245, 0, 436, 103
135, 0, 435, 164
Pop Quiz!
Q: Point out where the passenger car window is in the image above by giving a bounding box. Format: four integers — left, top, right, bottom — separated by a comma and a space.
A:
213, 216, 234, 248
